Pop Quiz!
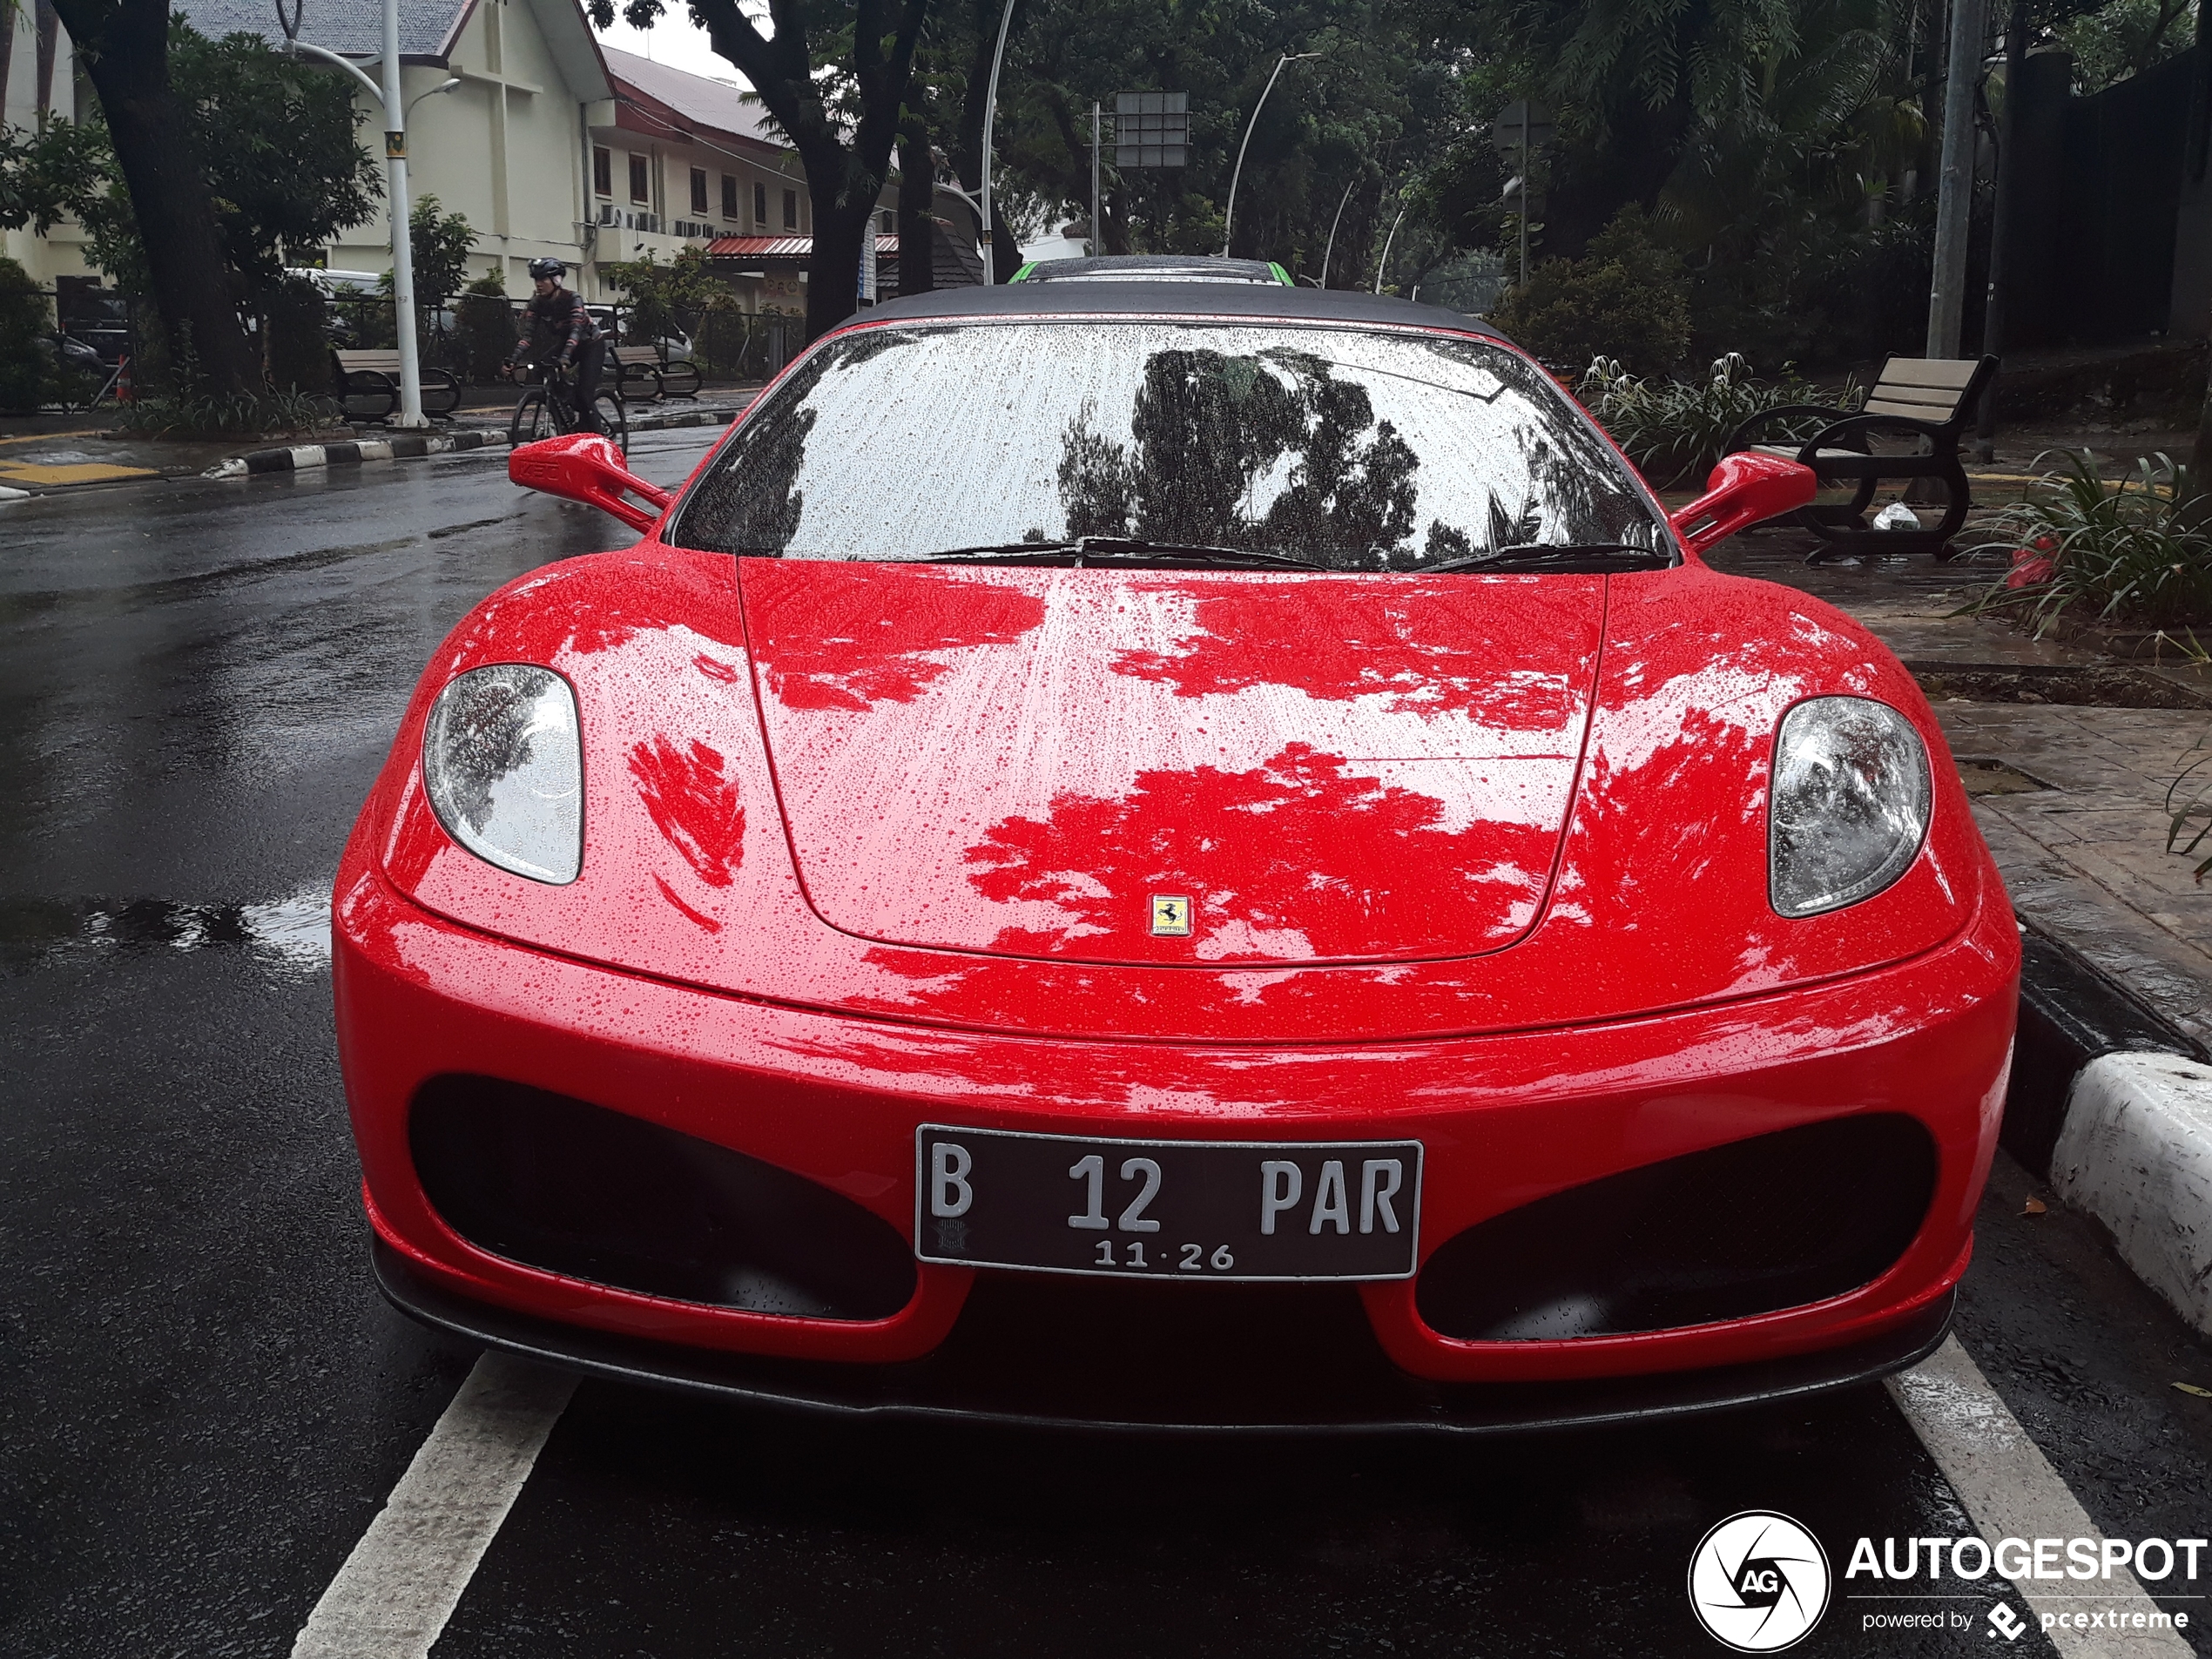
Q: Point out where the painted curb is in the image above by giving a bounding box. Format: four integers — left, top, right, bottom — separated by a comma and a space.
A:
203, 405, 743, 481
2051, 1051, 2212, 1336
2006, 924, 2212, 1338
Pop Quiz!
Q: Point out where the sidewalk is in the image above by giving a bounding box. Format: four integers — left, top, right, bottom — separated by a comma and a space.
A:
0, 385, 763, 496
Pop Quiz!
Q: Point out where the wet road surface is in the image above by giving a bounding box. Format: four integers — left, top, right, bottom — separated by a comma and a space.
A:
2, 441, 2209, 1656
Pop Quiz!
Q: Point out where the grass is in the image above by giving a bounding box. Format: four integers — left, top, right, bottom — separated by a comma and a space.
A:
1961, 451, 2212, 638
1577, 353, 1858, 490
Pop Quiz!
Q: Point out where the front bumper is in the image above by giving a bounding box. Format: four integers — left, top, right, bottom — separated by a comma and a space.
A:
336, 858, 2016, 1403
374, 1236, 1957, 1435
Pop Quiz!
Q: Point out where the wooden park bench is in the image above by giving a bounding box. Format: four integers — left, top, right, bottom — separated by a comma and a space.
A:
611, 343, 702, 402
330, 350, 462, 422
1724, 354, 1998, 560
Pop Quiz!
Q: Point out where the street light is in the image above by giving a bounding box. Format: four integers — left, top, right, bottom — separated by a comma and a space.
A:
1221, 51, 1320, 259
276, 0, 430, 428
977, 0, 1018, 284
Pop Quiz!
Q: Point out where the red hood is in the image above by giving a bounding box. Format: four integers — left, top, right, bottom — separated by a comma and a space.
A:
738, 561, 1606, 967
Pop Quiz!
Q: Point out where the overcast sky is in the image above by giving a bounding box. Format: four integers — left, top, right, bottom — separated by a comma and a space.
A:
593, 13, 747, 87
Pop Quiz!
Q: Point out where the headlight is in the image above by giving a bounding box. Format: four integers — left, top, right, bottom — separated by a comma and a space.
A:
421, 664, 583, 884
1769, 696, 1930, 917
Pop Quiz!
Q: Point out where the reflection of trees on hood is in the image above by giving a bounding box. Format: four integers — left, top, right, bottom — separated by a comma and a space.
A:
1054, 347, 1421, 569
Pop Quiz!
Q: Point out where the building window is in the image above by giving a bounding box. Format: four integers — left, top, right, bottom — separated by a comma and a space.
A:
754, 181, 768, 226
593, 146, 611, 197
629, 154, 650, 205
880, 210, 894, 234
782, 187, 799, 230
690, 168, 709, 215
721, 175, 738, 220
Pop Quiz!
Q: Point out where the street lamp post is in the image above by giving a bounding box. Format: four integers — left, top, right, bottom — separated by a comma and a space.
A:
1221, 52, 1319, 259
977, 0, 1019, 283
1317, 175, 1356, 288
279, 0, 431, 427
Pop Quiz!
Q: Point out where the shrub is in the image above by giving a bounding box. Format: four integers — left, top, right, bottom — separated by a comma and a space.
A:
1963, 452, 2212, 636
456, 272, 516, 383
1578, 353, 1857, 489
0, 256, 58, 414
1487, 207, 1692, 376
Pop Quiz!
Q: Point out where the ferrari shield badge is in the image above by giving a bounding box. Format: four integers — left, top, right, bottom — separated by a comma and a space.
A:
1149, 894, 1193, 937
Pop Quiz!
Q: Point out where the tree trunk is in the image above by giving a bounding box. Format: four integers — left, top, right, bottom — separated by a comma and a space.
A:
51, 0, 259, 395
897, 116, 935, 298
805, 184, 879, 341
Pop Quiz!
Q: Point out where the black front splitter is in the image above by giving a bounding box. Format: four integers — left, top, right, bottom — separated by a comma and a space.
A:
374, 1237, 1953, 1438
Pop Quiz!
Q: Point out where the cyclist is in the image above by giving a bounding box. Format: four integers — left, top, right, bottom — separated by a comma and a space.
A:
510, 258, 604, 434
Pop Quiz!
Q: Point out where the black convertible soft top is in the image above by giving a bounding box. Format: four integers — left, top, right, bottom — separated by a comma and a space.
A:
859, 278, 1509, 341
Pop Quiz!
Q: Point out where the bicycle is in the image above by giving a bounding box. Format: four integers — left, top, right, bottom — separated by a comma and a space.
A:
508, 360, 627, 452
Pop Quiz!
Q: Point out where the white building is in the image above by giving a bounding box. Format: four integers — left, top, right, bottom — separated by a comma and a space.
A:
3, 0, 973, 309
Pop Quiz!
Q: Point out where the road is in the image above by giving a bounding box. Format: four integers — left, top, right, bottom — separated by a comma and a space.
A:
2, 433, 2208, 1657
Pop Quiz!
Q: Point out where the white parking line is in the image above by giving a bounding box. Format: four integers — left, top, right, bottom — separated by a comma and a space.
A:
1888, 1336, 2194, 1656
291, 1352, 576, 1659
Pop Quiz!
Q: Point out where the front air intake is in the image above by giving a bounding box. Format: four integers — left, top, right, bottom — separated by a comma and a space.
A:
1415, 1114, 1936, 1341
409, 1075, 916, 1321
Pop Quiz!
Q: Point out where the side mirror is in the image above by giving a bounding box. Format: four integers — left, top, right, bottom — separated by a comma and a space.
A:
1669, 451, 1817, 557
509, 434, 673, 534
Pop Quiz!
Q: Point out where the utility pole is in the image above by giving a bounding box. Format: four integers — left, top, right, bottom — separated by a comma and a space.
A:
1925, 0, 1990, 358
1090, 101, 1102, 256
1975, 0, 2027, 459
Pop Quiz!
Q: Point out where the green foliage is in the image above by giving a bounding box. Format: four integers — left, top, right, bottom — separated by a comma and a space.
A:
380, 196, 478, 313
456, 273, 517, 384
1965, 453, 2212, 635
600, 246, 732, 343
0, 256, 60, 414
1487, 207, 1691, 375
2169, 723, 2212, 884
1578, 353, 1854, 489
58, 24, 381, 300
2060, 0, 2196, 93
0, 119, 105, 236
113, 325, 334, 435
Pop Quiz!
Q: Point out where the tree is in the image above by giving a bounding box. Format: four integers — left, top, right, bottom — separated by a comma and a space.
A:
9, 20, 381, 390
43, 0, 265, 393
597, 0, 931, 340
393, 195, 479, 314
600, 244, 732, 342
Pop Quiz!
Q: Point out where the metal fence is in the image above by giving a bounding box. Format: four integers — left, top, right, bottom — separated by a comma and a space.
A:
316, 293, 796, 388
0, 286, 794, 417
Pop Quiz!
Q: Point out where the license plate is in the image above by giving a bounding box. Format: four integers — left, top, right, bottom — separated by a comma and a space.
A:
914, 1126, 1423, 1282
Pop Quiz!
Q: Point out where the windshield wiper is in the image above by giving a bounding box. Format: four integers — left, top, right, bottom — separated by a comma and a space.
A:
914, 536, 1320, 571
1422, 543, 1675, 574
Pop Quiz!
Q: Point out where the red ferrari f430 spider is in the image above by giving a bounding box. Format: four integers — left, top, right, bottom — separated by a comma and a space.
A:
334, 271, 2017, 1433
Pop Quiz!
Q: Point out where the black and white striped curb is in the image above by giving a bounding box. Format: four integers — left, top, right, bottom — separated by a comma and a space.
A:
202, 404, 743, 480
2007, 925, 2212, 1337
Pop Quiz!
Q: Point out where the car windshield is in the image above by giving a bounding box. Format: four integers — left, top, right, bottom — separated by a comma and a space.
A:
670, 320, 1669, 570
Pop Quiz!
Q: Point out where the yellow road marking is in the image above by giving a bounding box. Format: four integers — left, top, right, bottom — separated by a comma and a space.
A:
0, 428, 110, 447
0, 461, 158, 485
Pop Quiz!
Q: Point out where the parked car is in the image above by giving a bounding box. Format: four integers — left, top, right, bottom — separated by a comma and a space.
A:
334, 271, 2017, 1433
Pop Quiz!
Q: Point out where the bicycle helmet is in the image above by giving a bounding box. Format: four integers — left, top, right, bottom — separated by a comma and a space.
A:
528, 258, 567, 281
